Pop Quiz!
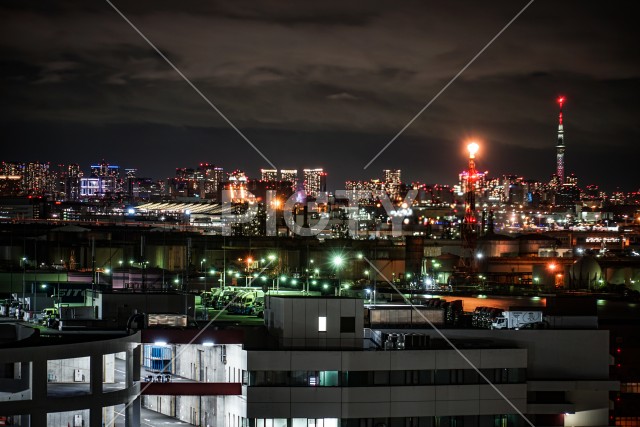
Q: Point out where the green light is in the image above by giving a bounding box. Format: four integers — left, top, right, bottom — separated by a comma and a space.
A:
291, 279, 298, 285
210, 269, 216, 275
234, 272, 240, 278
332, 255, 344, 267
357, 253, 363, 259
312, 280, 317, 285
261, 276, 267, 282
267, 254, 276, 261
323, 284, 329, 289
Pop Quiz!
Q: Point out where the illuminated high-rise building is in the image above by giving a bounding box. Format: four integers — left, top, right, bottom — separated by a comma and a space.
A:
556, 96, 566, 184
66, 163, 82, 201
261, 169, 278, 182
125, 168, 138, 200
196, 163, 224, 199
303, 168, 327, 198
90, 161, 121, 194
280, 169, 298, 191
0, 161, 24, 196
383, 169, 402, 199
24, 162, 52, 196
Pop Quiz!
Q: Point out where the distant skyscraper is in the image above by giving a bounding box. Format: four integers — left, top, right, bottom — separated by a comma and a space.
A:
196, 163, 224, 199
90, 161, 121, 194
125, 168, 137, 200
67, 164, 82, 201
556, 96, 566, 184
0, 161, 24, 197
261, 169, 278, 182
303, 168, 327, 198
24, 162, 52, 196
280, 169, 298, 191
383, 169, 401, 199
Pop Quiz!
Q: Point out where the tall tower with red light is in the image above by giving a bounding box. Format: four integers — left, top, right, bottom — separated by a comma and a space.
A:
462, 142, 479, 269
556, 96, 566, 184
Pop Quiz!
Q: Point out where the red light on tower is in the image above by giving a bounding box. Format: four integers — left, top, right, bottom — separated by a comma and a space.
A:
557, 96, 565, 108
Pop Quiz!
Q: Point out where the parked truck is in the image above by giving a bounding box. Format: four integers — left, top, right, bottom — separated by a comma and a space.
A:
491, 310, 543, 329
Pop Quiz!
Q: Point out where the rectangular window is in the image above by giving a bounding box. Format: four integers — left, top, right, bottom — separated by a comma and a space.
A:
373, 371, 389, 385
319, 371, 339, 386
318, 316, 327, 332
435, 370, 450, 385
340, 317, 356, 333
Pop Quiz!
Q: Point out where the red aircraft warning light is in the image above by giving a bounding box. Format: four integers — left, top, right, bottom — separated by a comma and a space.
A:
557, 96, 566, 108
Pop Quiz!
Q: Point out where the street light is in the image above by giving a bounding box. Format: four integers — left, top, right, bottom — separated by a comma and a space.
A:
331, 255, 345, 296
21, 257, 27, 309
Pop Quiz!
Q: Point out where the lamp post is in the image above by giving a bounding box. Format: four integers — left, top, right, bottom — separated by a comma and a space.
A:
21, 257, 27, 310
268, 253, 278, 291
331, 255, 344, 296
209, 269, 216, 292
200, 259, 207, 291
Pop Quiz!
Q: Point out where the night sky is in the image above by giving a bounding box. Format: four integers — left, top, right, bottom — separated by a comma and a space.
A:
1, 1, 638, 191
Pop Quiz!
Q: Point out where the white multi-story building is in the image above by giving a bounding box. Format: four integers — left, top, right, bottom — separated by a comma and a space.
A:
1, 295, 616, 426
142, 296, 617, 427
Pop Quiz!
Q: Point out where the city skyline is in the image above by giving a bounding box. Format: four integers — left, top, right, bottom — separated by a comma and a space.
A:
1, 1, 638, 192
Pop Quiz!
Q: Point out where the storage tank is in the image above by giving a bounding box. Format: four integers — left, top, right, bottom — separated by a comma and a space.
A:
517, 233, 561, 256
569, 256, 602, 288
477, 232, 518, 257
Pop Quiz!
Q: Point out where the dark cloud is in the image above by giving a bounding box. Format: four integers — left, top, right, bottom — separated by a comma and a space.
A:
0, 0, 638, 191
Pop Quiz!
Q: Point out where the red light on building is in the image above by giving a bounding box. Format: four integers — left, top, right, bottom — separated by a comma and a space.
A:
557, 96, 565, 107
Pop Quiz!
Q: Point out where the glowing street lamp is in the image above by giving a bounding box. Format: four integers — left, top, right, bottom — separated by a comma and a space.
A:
332, 255, 345, 296
332, 255, 345, 268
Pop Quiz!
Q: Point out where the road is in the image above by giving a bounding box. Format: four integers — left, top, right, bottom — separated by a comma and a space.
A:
111, 406, 194, 427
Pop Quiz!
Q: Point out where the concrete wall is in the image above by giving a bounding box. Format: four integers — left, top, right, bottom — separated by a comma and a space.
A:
245, 348, 527, 419
266, 297, 364, 348
0, 328, 141, 426
103, 353, 115, 383
414, 329, 610, 380
47, 356, 90, 384
47, 408, 90, 427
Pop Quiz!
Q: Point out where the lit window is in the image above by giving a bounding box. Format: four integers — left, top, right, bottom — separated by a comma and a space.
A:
318, 316, 327, 332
